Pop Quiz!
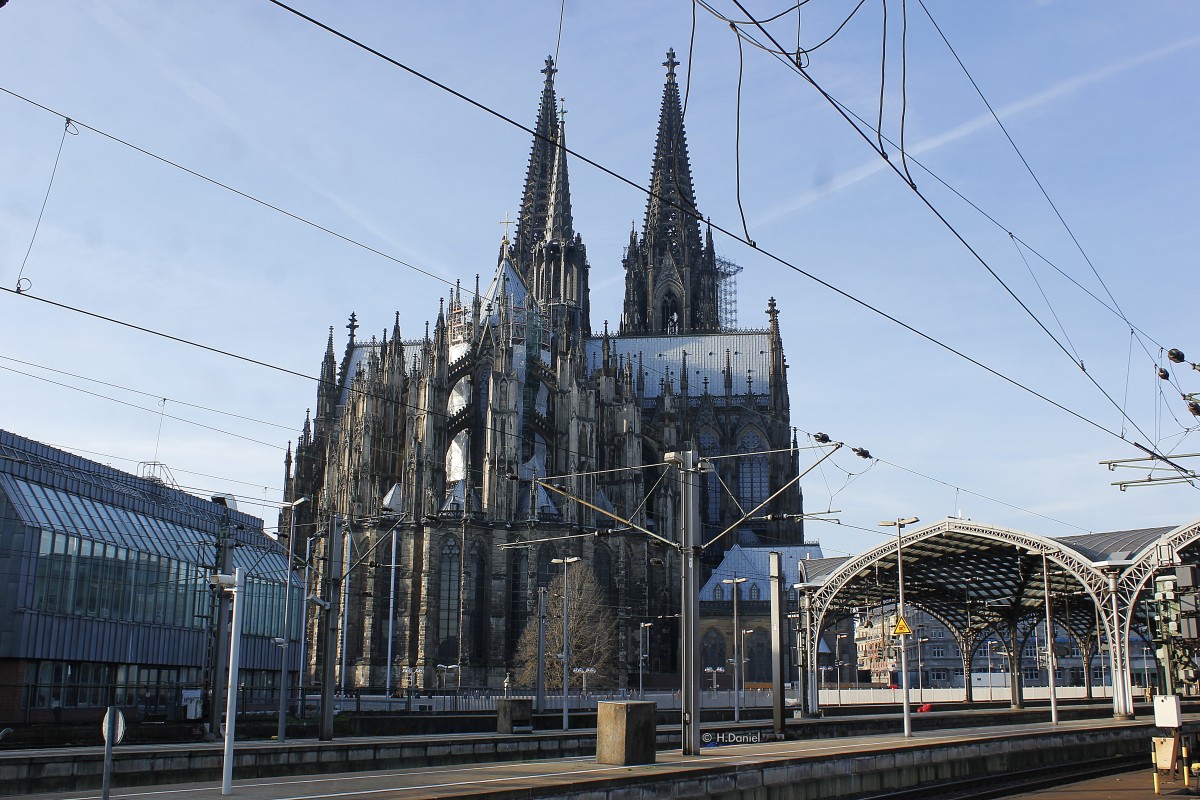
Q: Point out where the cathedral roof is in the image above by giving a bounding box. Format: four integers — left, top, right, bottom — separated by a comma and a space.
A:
482, 253, 530, 318
699, 543, 826, 602
585, 331, 774, 397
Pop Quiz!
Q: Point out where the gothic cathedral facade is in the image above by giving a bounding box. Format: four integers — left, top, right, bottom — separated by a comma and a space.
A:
284, 51, 805, 690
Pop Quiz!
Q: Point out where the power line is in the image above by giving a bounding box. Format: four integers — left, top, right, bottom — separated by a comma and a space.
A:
718, 0, 1189, 479
0, 361, 285, 451
2, 6, 1181, 488
0, 353, 297, 431
0, 85, 460, 298
915, 0, 1132, 329
264, 0, 1174, 467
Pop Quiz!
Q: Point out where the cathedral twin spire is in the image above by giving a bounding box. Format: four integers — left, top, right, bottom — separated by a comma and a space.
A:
621, 48, 720, 336
511, 49, 720, 339
511, 56, 589, 335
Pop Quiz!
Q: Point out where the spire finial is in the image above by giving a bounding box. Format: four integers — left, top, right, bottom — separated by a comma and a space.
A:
499, 211, 515, 245
346, 312, 359, 342
542, 55, 557, 80
663, 48, 679, 81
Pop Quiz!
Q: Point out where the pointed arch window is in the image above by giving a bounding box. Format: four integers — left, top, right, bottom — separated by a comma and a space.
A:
437, 538, 461, 663
737, 430, 769, 510
698, 429, 721, 524
470, 545, 488, 663
536, 545, 558, 588
746, 629, 770, 682
506, 549, 528, 661
702, 628, 727, 670
594, 544, 617, 609
749, 582, 761, 602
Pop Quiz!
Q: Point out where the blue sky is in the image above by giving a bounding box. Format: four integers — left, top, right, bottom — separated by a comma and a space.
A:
1, 1, 1198, 557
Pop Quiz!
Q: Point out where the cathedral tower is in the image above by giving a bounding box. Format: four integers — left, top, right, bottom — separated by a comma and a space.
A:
620, 49, 720, 335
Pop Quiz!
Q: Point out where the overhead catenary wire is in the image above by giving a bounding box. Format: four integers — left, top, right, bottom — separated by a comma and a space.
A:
2, 4, 1180, 525
14, 117, 76, 294
256, 0, 1167, 469
716, 0, 1190, 481
915, 0, 1132, 329
0, 354, 297, 431
0, 88, 1113, 501
0, 361, 285, 450
702, 2, 1183, 449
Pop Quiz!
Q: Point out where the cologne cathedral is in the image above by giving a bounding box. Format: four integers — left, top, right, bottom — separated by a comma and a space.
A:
284, 51, 805, 690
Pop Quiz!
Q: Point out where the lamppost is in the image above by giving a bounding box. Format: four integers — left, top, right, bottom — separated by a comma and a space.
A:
722, 576, 748, 722
572, 666, 596, 696
1034, 548, 1059, 725
639, 622, 653, 697
986, 638, 995, 702
880, 516, 919, 737
1142, 647, 1152, 696
704, 665, 725, 691
277, 496, 307, 744
835, 633, 854, 705
436, 664, 458, 690
742, 628, 753, 707
916, 637, 929, 703
551, 555, 580, 730
988, 641, 1010, 703
209, 568, 245, 797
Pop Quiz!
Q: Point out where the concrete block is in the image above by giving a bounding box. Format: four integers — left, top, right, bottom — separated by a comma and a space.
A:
596, 701, 656, 766
497, 698, 533, 733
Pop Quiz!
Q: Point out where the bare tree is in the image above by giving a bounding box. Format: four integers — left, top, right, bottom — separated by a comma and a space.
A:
513, 565, 619, 690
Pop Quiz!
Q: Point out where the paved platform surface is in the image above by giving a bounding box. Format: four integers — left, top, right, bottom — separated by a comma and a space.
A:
1009, 769, 1194, 798
26, 716, 1151, 800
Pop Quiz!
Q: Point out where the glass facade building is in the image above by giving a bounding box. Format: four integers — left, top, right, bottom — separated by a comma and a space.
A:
0, 430, 299, 724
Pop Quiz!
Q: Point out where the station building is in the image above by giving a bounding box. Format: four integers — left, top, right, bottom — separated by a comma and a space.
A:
0, 430, 296, 725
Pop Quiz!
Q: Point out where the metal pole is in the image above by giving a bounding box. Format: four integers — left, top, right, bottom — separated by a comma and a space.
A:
1042, 550, 1058, 724
320, 515, 342, 741
769, 552, 785, 735
639, 623, 649, 696
896, 520, 912, 737
733, 586, 740, 722
221, 567, 245, 796
987, 641, 993, 702
385, 525, 397, 698
339, 530, 351, 694
678, 450, 701, 756
209, 523, 233, 736
561, 561, 571, 731
278, 499, 303, 743
536, 587, 547, 713
299, 535, 313, 718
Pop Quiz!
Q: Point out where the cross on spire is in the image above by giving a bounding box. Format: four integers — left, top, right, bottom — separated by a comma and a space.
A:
663, 48, 679, 81
541, 55, 557, 79
499, 211, 515, 241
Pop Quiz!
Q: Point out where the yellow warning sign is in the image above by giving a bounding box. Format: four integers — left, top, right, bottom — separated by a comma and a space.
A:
893, 618, 913, 636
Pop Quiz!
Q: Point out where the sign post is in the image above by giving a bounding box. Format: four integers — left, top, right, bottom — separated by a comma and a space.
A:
101, 706, 125, 800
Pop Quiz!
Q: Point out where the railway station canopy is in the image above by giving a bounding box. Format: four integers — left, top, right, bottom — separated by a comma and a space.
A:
792, 516, 1200, 717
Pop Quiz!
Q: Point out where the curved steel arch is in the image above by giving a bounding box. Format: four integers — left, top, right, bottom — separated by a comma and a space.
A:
1107, 518, 1200, 709
799, 518, 1110, 713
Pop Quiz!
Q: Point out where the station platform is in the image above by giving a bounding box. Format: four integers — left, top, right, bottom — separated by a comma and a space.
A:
1011, 769, 1189, 798
19, 714, 1160, 800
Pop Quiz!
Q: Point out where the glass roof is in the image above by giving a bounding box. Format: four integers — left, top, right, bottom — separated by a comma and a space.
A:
1, 473, 287, 578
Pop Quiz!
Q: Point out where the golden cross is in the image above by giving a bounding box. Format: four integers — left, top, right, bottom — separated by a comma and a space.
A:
499, 212, 515, 240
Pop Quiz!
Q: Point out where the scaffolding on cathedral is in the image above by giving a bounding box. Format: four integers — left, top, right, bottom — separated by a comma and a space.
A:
448, 301, 472, 346
716, 256, 742, 330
